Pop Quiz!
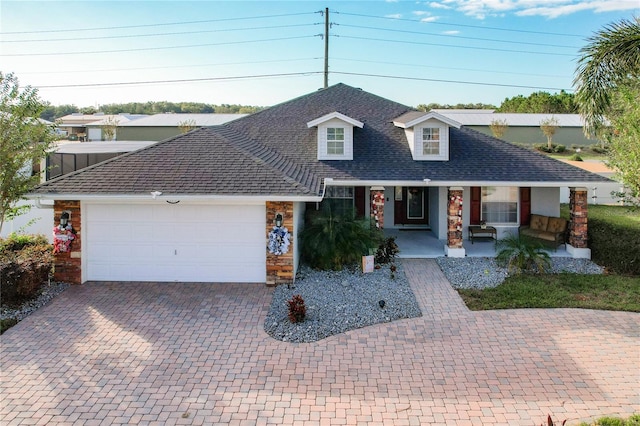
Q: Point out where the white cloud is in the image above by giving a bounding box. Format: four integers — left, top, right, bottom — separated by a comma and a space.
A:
428, 2, 453, 9
516, 0, 639, 18
442, 30, 461, 34
385, 13, 403, 19
421, 16, 440, 21
440, 0, 639, 20
412, 10, 432, 15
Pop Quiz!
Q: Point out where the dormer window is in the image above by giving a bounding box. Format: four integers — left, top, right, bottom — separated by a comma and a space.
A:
393, 111, 461, 161
422, 127, 441, 155
307, 112, 364, 161
327, 128, 345, 155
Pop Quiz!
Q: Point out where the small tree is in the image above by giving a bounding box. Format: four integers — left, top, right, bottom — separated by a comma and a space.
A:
0, 72, 56, 233
178, 119, 197, 134
100, 116, 119, 141
489, 119, 508, 139
539, 117, 559, 150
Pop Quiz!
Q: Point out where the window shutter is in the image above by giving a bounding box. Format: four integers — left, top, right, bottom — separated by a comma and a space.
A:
470, 187, 481, 224
520, 187, 531, 225
355, 187, 366, 218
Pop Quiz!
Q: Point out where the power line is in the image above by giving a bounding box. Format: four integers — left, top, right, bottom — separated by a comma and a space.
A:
16, 57, 322, 75
0, 12, 320, 35
1, 24, 320, 43
33, 72, 324, 89
336, 24, 579, 49
331, 57, 568, 79
1, 35, 322, 57
336, 11, 586, 38
32, 69, 571, 92
335, 35, 576, 57
332, 71, 572, 91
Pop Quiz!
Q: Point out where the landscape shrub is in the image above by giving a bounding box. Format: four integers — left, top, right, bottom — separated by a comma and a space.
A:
301, 206, 382, 270
561, 205, 640, 276
496, 233, 551, 274
287, 295, 306, 323
568, 154, 583, 161
589, 144, 608, 154
375, 237, 399, 264
0, 234, 53, 303
534, 143, 565, 153
588, 211, 640, 276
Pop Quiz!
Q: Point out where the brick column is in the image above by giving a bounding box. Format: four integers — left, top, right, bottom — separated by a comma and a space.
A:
370, 187, 385, 229
53, 200, 82, 284
567, 187, 591, 259
445, 187, 465, 258
266, 201, 294, 286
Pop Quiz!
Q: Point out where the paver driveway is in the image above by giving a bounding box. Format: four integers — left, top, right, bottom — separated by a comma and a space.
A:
1, 259, 638, 425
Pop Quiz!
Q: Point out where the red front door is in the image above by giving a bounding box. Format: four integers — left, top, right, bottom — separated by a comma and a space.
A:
394, 187, 429, 226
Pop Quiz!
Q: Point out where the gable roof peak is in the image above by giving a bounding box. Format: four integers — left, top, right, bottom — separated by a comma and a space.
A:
393, 110, 462, 129
306, 111, 364, 128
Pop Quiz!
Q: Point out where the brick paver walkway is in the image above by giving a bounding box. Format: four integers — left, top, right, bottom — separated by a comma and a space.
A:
1, 259, 638, 425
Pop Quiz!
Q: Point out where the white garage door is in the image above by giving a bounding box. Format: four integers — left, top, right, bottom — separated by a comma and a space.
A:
85, 203, 266, 282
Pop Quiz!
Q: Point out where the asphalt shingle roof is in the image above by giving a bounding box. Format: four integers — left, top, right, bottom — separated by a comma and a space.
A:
31, 83, 610, 198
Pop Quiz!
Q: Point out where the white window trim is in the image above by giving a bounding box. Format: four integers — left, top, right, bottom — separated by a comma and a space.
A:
413, 124, 448, 161
326, 127, 345, 156
481, 186, 519, 225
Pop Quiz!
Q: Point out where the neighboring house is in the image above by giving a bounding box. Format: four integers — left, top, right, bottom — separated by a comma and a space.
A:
85, 114, 148, 141
45, 140, 158, 180
116, 113, 248, 141
29, 84, 611, 285
434, 110, 594, 147
57, 113, 147, 141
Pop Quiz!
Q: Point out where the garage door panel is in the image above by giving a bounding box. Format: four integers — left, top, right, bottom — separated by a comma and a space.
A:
85, 203, 266, 282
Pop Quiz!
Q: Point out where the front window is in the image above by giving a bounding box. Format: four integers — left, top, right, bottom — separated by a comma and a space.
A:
482, 186, 518, 224
327, 128, 345, 155
422, 127, 440, 155
322, 186, 354, 216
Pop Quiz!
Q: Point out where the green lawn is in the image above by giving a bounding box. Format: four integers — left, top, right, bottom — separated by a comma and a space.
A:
458, 273, 640, 312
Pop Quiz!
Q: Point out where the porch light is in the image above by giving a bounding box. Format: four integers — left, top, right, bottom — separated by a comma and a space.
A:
275, 213, 284, 228
59, 211, 70, 228
150, 191, 162, 199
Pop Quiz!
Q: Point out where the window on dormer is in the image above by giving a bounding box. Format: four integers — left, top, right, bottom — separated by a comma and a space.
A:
422, 127, 440, 155
326, 128, 345, 155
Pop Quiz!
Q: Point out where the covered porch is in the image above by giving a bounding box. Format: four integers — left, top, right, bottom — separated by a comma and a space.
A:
384, 229, 571, 258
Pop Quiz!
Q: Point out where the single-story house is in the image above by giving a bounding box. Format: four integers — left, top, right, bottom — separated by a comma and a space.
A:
57, 113, 147, 141
115, 113, 248, 141
29, 84, 611, 285
434, 110, 593, 147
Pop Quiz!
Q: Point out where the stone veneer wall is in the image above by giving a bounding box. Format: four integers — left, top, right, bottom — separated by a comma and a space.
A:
569, 188, 588, 249
447, 188, 463, 248
53, 200, 82, 284
266, 201, 294, 286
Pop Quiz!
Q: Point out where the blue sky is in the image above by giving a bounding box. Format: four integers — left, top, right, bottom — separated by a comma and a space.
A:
1, 0, 638, 109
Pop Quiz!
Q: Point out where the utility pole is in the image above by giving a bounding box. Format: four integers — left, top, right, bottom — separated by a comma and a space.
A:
324, 7, 329, 89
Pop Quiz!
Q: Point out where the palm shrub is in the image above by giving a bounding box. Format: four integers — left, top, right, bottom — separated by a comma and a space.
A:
301, 205, 382, 270
496, 233, 551, 274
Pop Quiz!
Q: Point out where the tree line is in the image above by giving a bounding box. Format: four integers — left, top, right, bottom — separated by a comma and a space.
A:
417, 90, 577, 114
40, 90, 578, 121
40, 101, 264, 121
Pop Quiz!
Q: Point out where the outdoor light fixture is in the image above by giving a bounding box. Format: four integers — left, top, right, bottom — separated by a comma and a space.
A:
275, 213, 283, 227
150, 191, 162, 199
59, 211, 70, 228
